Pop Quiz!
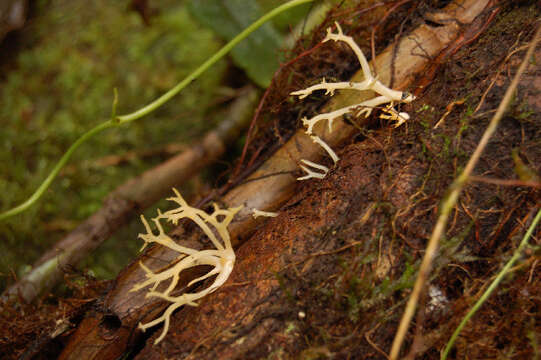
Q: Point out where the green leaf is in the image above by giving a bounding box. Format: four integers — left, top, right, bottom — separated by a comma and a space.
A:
188, 0, 284, 87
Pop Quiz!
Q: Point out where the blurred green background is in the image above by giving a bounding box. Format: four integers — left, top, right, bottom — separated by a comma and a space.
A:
0, 0, 312, 292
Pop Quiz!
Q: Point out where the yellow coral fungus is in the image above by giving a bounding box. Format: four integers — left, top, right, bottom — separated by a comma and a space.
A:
131, 188, 242, 344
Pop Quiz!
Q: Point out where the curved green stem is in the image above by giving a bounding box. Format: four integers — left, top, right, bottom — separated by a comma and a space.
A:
0, 121, 115, 221
0, 0, 315, 221
441, 208, 541, 360
118, 0, 315, 124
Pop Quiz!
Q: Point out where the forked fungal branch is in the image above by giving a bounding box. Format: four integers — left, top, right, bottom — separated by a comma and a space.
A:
297, 159, 330, 180
131, 188, 242, 344
291, 22, 415, 180
291, 21, 415, 131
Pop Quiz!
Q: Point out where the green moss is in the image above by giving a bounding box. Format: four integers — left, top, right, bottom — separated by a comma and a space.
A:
0, 0, 227, 286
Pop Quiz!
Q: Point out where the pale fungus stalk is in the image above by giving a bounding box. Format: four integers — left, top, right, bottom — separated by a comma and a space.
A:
252, 209, 279, 218
310, 135, 339, 164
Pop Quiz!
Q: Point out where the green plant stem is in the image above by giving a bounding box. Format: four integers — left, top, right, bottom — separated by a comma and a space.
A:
0, 122, 114, 220
441, 208, 541, 359
0, 0, 315, 221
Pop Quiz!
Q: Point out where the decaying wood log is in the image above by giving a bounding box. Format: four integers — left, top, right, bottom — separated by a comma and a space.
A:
3, 86, 259, 304
134, 135, 408, 359
58, 0, 494, 358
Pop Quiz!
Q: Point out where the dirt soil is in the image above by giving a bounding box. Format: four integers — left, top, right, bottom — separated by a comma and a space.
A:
134, 2, 541, 359
1, 1, 540, 359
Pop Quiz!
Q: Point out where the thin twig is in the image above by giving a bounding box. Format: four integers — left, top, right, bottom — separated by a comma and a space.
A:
365, 323, 390, 359
370, 0, 412, 76
389, 22, 541, 360
473, 44, 529, 114
469, 176, 541, 189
